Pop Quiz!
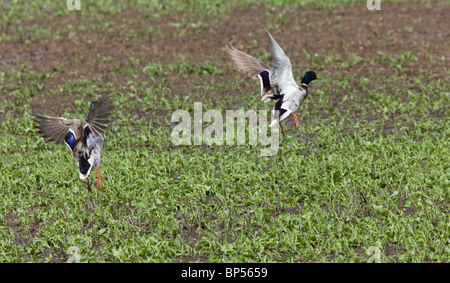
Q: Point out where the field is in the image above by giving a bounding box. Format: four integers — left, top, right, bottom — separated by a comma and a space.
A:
0, 0, 449, 263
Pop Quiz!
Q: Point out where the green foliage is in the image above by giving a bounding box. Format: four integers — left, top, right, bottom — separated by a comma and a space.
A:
0, 0, 448, 263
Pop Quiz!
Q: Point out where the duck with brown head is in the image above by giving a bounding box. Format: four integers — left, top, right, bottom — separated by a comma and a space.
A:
34, 100, 112, 192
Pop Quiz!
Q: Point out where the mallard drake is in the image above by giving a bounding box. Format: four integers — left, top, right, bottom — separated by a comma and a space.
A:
34, 100, 112, 192
226, 27, 317, 136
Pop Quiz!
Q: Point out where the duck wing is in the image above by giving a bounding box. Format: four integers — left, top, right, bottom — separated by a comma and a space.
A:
84, 100, 112, 137
225, 43, 271, 77
34, 114, 82, 145
263, 27, 298, 89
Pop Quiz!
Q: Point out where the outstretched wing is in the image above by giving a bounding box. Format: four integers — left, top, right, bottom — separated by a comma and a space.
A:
84, 100, 112, 137
226, 43, 282, 102
263, 26, 297, 88
225, 43, 271, 78
33, 114, 82, 145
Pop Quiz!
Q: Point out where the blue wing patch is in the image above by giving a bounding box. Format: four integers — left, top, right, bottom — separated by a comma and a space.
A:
65, 132, 76, 150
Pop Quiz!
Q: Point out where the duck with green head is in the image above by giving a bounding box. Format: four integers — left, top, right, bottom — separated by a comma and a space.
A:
226, 26, 317, 136
34, 100, 112, 192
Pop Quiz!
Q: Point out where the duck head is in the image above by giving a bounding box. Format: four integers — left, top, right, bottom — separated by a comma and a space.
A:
301, 71, 317, 86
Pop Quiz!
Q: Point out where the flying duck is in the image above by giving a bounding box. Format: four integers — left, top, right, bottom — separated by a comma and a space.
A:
34, 100, 112, 192
226, 27, 317, 136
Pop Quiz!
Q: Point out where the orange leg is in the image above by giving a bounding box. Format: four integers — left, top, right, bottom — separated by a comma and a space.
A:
279, 122, 286, 137
86, 178, 91, 193
291, 113, 299, 128
94, 167, 102, 189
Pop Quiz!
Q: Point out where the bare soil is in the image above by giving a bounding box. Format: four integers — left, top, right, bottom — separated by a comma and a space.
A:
1, 2, 448, 116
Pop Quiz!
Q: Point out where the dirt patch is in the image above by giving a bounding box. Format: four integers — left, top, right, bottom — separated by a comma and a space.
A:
179, 225, 201, 245
3, 213, 69, 262
275, 206, 304, 216
4, 214, 40, 246
1, 2, 448, 119
385, 243, 407, 259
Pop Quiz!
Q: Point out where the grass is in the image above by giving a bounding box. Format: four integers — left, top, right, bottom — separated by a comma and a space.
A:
0, 0, 449, 263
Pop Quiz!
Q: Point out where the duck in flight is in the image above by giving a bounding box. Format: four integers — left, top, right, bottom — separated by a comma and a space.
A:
34, 100, 112, 192
226, 27, 317, 136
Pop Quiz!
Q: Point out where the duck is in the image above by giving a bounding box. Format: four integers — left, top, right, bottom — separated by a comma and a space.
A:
34, 100, 112, 192
226, 27, 317, 136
